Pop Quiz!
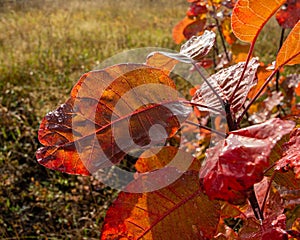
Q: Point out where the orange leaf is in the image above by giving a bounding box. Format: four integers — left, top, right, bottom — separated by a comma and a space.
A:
135, 146, 201, 173
276, 20, 300, 68
247, 65, 272, 99
221, 17, 237, 45
231, 42, 250, 63
100, 171, 220, 240
36, 64, 191, 175
231, 0, 286, 42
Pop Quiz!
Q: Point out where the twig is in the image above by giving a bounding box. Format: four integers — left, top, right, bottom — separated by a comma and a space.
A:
185, 120, 227, 138
275, 28, 285, 92
261, 173, 275, 214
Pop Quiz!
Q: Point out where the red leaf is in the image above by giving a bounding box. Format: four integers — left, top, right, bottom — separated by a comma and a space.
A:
199, 118, 295, 204
192, 58, 260, 114
276, 0, 300, 29
186, 2, 208, 17
276, 128, 300, 178
100, 171, 220, 240
36, 64, 191, 175
172, 17, 206, 44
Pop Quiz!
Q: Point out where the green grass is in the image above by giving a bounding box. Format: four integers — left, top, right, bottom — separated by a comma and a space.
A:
0, 0, 298, 239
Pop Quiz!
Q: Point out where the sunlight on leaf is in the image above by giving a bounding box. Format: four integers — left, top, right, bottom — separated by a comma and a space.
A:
276, 20, 300, 68
231, 0, 286, 42
36, 64, 191, 175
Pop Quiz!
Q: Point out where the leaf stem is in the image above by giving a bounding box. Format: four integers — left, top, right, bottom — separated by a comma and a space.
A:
229, 42, 254, 103
182, 100, 225, 114
275, 28, 285, 92
247, 186, 264, 223
185, 120, 227, 138
192, 61, 225, 107
209, 0, 230, 63
237, 69, 278, 124
261, 173, 275, 214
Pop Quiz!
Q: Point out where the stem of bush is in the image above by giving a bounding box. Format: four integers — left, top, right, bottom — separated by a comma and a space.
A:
247, 186, 264, 223
275, 28, 285, 92
185, 120, 227, 138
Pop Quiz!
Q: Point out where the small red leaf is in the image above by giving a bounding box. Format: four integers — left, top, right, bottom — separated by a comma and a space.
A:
276, 0, 300, 29
199, 118, 295, 204
172, 17, 206, 44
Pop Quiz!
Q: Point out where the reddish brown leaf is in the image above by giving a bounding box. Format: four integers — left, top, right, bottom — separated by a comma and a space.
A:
276, 0, 300, 29
231, 0, 286, 42
172, 17, 206, 44
100, 171, 220, 240
199, 118, 295, 204
192, 58, 260, 114
186, 2, 208, 17
36, 64, 191, 175
276, 20, 300, 67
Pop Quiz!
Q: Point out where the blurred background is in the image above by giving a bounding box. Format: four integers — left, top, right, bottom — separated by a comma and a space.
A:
0, 0, 290, 239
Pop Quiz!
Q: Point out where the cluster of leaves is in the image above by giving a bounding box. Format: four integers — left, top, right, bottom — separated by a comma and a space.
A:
36, 0, 300, 239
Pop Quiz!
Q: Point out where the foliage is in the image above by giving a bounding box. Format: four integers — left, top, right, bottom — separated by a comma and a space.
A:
35, 0, 300, 239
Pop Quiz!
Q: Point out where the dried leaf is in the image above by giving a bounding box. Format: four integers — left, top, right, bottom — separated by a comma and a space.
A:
231, 0, 286, 42
100, 171, 220, 240
192, 58, 260, 114
37, 64, 191, 175
180, 30, 216, 60
276, 20, 300, 67
147, 31, 216, 66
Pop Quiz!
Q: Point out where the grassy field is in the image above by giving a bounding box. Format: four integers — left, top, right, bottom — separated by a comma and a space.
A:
0, 0, 296, 239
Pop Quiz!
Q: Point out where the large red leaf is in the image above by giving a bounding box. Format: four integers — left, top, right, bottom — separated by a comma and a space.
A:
231, 0, 286, 42
276, 0, 300, 29
199, 118, 295, 204
36, 64, 191, 175
100, 171, 220, 240
191, 58, 260, 114
276, 20, 300, 68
